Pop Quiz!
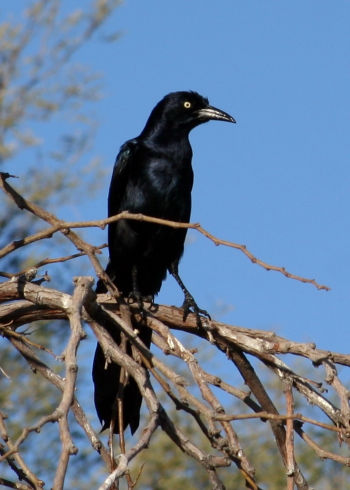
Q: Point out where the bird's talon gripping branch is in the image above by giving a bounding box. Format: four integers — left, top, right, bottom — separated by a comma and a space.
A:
148, 298, 158, 313
142, 294, 154, 305
126, 291, 153, 321
126, 292, 137, 304
169, 262, 211, 325
182, 294, 211, 326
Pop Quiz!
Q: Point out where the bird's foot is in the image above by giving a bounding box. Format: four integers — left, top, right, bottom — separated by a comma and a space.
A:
169, 262, 210, 325
182, 292, 211, 326
126, 292, 155, 318
142, 294, 158, 313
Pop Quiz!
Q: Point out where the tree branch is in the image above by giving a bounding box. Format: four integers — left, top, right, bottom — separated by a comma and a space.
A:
0, 174, 347, 489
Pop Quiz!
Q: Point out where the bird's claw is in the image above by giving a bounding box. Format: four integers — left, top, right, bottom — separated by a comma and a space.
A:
126, 292, 155, 319
182, 294, 211, 326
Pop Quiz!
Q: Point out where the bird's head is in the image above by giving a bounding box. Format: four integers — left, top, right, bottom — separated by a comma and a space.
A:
141, 91, 235, 139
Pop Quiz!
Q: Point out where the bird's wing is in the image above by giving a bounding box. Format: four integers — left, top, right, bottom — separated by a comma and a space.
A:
108, 138, 138, 217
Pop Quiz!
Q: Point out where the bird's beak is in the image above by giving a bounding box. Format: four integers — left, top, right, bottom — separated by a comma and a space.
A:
197, 105, 236, 123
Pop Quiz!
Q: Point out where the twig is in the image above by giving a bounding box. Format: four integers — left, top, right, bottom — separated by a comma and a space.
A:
52, 277, 89, 490
214, 411, 346, 434
98, 454, 128, 490
226, 348, 309, 489
0, 477, 32, 490
0, 412, 44, 489
0, 172, 120, 301
0, 246, 106, 279
0, 172, 329, 291
5, 326, 111, 472
295, 426, 350, 466
0, 163, 348, 488
147, 315, 257, 486
284, 380, 295, 489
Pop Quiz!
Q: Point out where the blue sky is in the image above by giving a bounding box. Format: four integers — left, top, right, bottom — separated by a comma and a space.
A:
8, 1, 350, 352
90, 1, 350, 352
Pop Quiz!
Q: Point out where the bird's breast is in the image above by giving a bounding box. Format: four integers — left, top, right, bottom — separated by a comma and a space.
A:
144, 158, 191, 215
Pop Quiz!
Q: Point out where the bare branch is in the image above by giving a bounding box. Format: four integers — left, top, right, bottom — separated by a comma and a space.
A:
0, 173, 329, 291
1, 176, 348, 488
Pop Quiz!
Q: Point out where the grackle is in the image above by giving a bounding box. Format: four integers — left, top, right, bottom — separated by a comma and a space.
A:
92, 91, 235, 434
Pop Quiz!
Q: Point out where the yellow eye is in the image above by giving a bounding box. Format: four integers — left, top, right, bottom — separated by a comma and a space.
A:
184, 101, 191, 109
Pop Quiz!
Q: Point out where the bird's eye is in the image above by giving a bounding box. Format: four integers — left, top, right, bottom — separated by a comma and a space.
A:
184, 101, 191, 109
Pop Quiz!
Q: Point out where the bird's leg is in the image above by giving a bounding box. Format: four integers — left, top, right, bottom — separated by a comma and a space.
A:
128, 265, 143, 310
169, 262, 211, 323
126, 265, 154, 317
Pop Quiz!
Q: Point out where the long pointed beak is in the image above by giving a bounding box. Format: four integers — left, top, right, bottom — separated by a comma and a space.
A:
197, 105, 236, 123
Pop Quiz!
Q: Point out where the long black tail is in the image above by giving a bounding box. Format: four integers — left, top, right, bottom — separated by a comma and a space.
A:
92, 278, 152, 434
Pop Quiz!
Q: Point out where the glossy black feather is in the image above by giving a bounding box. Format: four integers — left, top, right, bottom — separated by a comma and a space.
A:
92, 91, 235, 434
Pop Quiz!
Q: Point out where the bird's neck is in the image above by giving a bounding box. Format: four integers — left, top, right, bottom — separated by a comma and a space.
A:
141, 124, 192, 157
141, 117, 191, 142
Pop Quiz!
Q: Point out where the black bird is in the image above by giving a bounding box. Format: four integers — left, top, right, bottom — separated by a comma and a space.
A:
93, 91, 235, 434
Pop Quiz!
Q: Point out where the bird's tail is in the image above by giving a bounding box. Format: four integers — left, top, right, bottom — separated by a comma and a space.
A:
92, 274, 152, 434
